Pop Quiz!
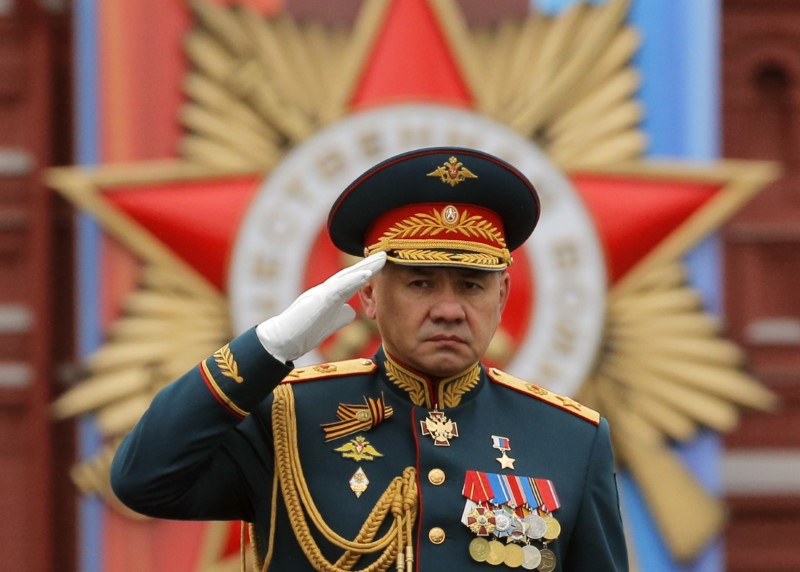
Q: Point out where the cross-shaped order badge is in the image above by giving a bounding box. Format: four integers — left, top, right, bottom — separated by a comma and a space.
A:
492, 435, 516, 470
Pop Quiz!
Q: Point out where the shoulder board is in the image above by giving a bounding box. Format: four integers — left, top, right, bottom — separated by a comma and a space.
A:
487, 367, 600, 425
281, 358, 377, 384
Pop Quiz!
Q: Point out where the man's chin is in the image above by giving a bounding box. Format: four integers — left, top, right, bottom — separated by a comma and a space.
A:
413, 352, 475, 379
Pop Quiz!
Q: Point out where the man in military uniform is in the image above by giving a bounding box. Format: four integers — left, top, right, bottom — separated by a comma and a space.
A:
111, 148, 628, 571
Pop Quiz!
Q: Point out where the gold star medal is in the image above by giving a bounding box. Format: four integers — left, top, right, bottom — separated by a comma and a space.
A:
420, 410, 459, 446
491, 435, 516, 469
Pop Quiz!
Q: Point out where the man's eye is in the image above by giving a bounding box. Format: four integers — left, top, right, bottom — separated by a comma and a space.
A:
409, 280, 429, 288
464, 281, 483, 290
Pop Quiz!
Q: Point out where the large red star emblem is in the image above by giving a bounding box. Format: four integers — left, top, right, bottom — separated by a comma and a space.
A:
49, 0, 777, 568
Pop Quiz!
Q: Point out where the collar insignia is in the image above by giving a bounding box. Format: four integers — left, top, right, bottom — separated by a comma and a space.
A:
384, 353, 481, 408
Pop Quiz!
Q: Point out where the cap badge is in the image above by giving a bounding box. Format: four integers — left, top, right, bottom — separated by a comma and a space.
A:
427, 156, 478, 187
442, 205, 459, 227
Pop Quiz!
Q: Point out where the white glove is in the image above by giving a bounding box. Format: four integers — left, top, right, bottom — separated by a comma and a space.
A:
256, 252, 387, 363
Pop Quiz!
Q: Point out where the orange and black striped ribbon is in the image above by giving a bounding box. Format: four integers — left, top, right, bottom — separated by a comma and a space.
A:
321, 394, 393, 442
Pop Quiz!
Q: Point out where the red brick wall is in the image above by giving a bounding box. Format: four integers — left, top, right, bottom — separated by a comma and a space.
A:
0, 2, 75, 571
723, 0, 800, 568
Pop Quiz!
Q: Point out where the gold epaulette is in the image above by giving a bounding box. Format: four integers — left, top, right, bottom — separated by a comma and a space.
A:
487, 367, 600, 425
281, 358, 377, 383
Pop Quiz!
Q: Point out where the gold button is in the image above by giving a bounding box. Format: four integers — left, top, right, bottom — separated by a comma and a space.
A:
428, 468, 446, 486
428, 527, 446, 544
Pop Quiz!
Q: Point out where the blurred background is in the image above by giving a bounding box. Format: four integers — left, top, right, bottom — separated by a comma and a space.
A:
1, 0, 799, 570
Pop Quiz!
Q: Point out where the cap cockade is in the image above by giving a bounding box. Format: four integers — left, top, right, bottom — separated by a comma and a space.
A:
327, 147, 540, 271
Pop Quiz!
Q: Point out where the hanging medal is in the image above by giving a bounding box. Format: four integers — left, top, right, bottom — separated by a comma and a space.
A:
537, 548, 557, 572
462, 470, 495, 535
521, 545, 542, 570
461, 470, 563, 570
491, 435, 516, 469
533, 477, 562, 542
420, 409, 459, 446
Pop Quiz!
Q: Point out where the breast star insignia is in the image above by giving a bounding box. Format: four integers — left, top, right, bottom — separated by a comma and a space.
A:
334, 435, 384, 461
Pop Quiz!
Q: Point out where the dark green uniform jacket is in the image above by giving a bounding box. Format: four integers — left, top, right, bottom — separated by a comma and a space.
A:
111, 328, 628, 571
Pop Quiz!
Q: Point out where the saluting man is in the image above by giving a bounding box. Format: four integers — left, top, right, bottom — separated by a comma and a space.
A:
111, 147, 629, 571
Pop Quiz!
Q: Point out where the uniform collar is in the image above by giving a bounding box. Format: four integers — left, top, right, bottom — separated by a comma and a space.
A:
376, 346, 483, 409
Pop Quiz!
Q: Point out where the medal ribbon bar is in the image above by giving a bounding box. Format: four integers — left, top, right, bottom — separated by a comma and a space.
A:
487, 473, 512, 506
504, 474, 527, 508
462, 470, 493, 503
533, 478, 561, 512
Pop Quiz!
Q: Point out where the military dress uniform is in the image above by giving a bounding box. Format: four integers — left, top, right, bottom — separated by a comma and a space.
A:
112, 333, 627, 571
111, 148, 628, 571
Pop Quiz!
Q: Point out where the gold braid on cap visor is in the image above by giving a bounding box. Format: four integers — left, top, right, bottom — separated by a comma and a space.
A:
364, 206, 513, 270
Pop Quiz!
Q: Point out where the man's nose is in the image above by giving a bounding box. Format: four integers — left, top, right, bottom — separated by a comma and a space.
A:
429, 286, 466, 322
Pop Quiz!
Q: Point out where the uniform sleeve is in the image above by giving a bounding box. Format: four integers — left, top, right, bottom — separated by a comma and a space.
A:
565, 417, 629, 571
110, 328, 293, 522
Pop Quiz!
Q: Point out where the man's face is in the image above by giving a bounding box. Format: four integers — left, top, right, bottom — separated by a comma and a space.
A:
360, 263, 510, 378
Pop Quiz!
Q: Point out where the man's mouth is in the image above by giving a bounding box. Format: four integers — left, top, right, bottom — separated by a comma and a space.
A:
428, 334, 466, 344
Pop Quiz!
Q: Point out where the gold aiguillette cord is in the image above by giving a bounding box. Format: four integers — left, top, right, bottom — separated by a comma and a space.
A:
267, 384, 417, 572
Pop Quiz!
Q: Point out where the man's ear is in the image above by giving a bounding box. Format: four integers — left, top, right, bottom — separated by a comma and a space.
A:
359, 279, 378, 319
498, 271, 511, 314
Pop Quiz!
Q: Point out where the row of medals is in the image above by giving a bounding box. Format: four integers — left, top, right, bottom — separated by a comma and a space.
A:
466, 506, 560, 571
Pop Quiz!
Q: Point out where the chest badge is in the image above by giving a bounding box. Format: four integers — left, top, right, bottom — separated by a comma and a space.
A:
349, 467, 369, 498
420, 410, 459, 446
334, 435, 384, 462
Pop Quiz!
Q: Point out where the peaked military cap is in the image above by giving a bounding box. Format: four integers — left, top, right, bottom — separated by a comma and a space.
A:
327, 147, 540, 270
